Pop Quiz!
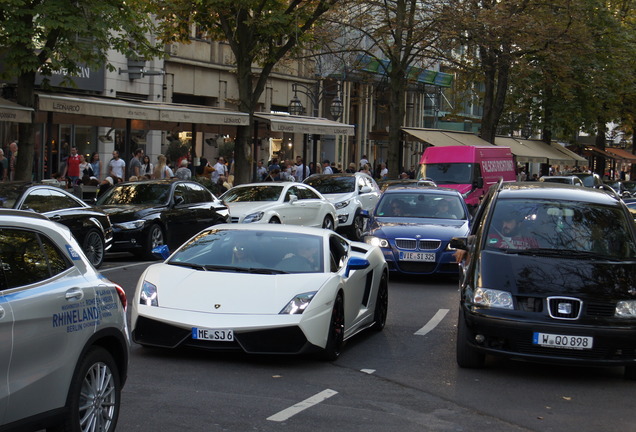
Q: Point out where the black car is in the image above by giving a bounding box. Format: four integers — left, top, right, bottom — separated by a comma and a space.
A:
571, 172, 603, 188
452, 181, 636, 379
0, 182, 113, 268
95, 179, 229, 259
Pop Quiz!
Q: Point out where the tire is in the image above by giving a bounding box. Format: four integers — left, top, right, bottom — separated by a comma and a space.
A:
347, 211, 365, 241
322, 215, 335, 231
321, 293, 345, 361
82, 228, 105, 268
456, 307, 486, 368
142, 224, 164, 260
59, 346, 121, 432
269, 217, 281, 224
625, 365, 636, 380
372, 273, 388, 331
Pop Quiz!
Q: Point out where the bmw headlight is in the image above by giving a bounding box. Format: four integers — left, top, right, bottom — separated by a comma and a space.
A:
115, 220, 145, 230
473, 288, 513, 309
335, 200, 350, 210
280, 292, 316, 314
243, 211, 264, 223
615, 300, 636, 318
140, 281, 158, 307
364, 236, 389, 248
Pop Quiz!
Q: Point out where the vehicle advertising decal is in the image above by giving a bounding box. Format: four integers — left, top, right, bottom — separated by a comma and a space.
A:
65, 244, 82, 260
52, 288, 118, 332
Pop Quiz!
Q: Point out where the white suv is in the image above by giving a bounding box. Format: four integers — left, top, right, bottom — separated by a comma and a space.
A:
0, 209, 129, 432
304, 173, 381, 240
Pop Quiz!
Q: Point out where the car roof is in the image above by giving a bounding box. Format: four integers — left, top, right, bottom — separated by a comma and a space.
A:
200, 222, 334, 238
498, 182, 621, 205
381, 186, 460, 196
0, 208, 50, 221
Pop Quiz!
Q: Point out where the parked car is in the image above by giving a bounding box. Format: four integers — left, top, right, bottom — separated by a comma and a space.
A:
571, 172, 603, 188
603, 180, 632, 198
378, 178, 437, 192
220, 182, 338, 229
131, 224, 388, 360
539, 175, 584, 186
363, 187, 470, 275
451, 181, 636, 379
621, 180, 636, 196
304, 173, 381, 241
0, 209, 129, 431
0, 182, 113, 268
95, 179, 229, 259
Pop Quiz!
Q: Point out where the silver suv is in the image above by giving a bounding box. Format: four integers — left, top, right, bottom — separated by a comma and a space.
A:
304, 173, 381, 240
0, 209, 129, 431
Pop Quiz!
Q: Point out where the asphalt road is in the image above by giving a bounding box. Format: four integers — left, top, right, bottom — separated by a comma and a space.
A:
100, 255, 634, 432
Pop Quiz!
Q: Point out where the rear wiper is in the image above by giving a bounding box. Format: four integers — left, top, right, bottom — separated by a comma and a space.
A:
168, 261, 206, 270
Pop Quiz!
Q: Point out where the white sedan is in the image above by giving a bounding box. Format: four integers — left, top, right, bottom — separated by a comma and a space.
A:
220, 182, 338, 230
131, 224, 388, 359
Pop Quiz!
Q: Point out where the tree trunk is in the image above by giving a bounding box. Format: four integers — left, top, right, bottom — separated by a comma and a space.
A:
387, 70, 406, 179
478, 47, 510, 144
15, 71, 36, 181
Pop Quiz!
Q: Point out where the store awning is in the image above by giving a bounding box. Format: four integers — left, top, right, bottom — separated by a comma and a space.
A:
0, 97, 33, 123
254, 113, 355, 136
517, 139, 577, 166
583, 145, 623, 160
36, 93, 249, 127
494, 136, 547, 164
402, 127, 495, 147
605, 147, 636, 162
549, 142, 587, 164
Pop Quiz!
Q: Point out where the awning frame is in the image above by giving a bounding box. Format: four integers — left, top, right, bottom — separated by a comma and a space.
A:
254, 113, 355, 136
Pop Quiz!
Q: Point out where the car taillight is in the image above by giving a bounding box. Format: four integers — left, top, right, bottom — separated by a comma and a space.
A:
114, 284, 127, 311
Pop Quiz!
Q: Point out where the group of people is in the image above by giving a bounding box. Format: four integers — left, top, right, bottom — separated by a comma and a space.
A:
0, 141, 18, 181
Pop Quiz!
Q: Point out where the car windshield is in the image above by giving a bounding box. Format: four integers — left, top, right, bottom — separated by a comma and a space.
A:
485, 198, 636, 259
96, 183, 171, 205
304, 176, 355, 194
222, 185, 283, 202
573, 174, 596, 187
542, 177, 572, 185
375, 192, 466, 220
419, 163, 473, 185
169, 229, 324, 273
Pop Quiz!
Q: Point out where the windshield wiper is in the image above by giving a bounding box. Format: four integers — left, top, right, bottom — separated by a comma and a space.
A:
203, 265, 288, 274
505, 248, 612, 259
168, 261, 207, 270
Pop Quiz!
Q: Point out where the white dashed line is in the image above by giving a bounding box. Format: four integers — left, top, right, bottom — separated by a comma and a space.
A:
267, 389, 338, 422
414, 309, 449, 336
360, 369, 376, 374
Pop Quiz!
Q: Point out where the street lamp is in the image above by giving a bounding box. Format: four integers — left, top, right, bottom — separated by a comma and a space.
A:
288, 81, 344, 173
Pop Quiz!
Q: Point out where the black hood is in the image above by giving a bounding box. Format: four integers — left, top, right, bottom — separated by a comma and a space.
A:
99, 204, 162, 222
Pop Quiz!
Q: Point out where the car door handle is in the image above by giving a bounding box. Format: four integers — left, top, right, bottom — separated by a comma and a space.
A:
49, 214, 62, 221
0, 305, 4, 320
65, 288, 84, 301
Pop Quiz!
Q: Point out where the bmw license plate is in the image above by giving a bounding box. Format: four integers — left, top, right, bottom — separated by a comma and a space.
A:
192, 328, 234, 341
399, 251, 435, 262
533, 332, 593, 350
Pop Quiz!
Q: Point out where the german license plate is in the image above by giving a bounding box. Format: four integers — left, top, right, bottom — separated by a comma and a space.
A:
192, 328, 234, 341
399, 251, 435, 262
533, 332, 593, 350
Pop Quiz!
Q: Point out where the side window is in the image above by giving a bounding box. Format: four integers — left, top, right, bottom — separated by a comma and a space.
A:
299, 186, 319, 200
0, 228, 72, 289
187, 183, 212, 203
21, 188, 51, 212
48, 189, 83, 210
285, 186, 299, 202
174, 184, 189, 204
328, 234, 349, 272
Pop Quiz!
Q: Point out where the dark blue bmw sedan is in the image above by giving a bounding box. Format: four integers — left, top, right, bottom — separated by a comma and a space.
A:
362, 186, 470, 275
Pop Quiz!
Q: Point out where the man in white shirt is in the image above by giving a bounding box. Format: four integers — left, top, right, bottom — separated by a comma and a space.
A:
211, 156, 227, 184
322, 159, 333, 174
108, 150, 126, 181
295, 156, 309, 181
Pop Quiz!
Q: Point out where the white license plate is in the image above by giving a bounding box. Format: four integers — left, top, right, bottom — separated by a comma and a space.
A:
399, 251, 436, 262
192, 328, 234, 341
533, 332, 593, 350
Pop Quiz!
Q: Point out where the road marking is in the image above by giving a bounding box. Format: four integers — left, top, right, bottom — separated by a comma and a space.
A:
99, 262, 150, 273
414, 309, 449, 336
360, 369, 376, 374
267, 389, 338, 422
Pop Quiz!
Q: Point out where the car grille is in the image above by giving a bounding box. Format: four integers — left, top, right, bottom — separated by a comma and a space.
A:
395, 238, 441, 250
230, 217, 240, 223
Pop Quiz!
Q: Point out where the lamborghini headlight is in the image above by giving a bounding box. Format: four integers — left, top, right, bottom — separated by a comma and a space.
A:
473, 287, 513, 309
243, 211, 264, 223
280, 291, 316, 314
140, 280, 158, 307
615, 300, 636, 318
364, 236, 389, 248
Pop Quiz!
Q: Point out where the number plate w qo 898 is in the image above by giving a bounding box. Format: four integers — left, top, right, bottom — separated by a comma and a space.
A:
533, 332, 593, 350
192, 328, 234, 341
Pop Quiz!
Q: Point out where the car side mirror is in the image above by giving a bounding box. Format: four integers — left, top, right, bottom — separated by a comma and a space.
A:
152, 245, 171, 260
360, 186, 372, 194
360, 209, 370, 218
344, 256, 370, 277
288, 195, 298, 204
173, 195, 184, 206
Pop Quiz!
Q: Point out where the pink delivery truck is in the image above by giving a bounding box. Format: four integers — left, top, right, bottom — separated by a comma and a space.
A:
418, 145, 516, 210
